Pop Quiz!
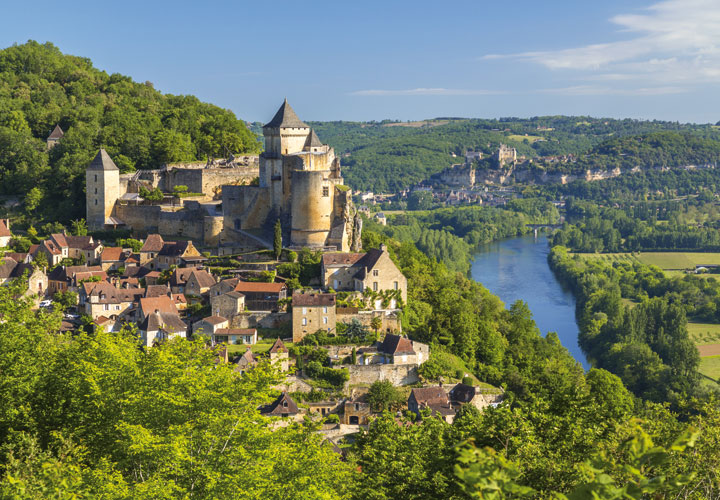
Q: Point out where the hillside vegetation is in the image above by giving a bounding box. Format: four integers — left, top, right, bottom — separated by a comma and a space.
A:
0, 41, 260, 222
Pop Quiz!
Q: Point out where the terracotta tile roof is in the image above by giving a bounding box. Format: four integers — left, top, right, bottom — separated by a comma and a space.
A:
321, 252, 364, 267
269, 338, 288, 354
48, 124, 64, 140
203, 315, 228, 325
101, 247, 124, 261
84, 281, 143, 303
4, 252, 28, 263
292, 291, 336, 307
139, 296, 178, 317
215, 328, 257, 336
379, 334, 415, 356
144, 285, 170, 297
65, 235, 95, 249
50, 233, 68, 248
410, 386, 449, 406
172, 293, 187, 305
234, 281, 286, 294
235, 348, 258, 369
140, 234, 165, 253
0, 219, 11, 237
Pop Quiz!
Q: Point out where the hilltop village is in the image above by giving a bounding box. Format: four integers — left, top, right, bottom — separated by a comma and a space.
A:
0, 101, 503, 446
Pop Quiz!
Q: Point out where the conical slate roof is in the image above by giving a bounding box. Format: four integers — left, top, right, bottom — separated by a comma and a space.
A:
88, 149, 119, 171
304, 129, 324, 149
48, 124, 64, 140
263, 99, 309, 129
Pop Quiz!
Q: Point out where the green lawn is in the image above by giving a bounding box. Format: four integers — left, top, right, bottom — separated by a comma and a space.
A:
699, 356, 720, 383
688, 322, 720, 346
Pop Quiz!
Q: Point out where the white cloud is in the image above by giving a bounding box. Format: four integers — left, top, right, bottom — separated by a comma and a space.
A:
484, 0, 720, 86
350, 88, 506, 96
540, 85, 688, 96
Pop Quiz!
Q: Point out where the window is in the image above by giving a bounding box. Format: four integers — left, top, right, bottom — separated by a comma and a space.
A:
323, 316, 328, 324
322, 186, 329, 197
302, 307, 307, 315
394, 281, 399, 290
94, 174, 97, 182
94, 199, 98, 205
373, 282, 378, 291
302, 318, 307, 326
373, 269, 379, 277
94, 188, 97, 194
323, 306, 328, 313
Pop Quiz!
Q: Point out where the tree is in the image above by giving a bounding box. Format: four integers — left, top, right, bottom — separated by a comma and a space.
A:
366, 380, 404, 412
274, 219, 282, 260
53, 291, 78, 311
70, 219, 87, 236
24, 187, 44, 215
370, 315, 383, 335
32, 251, 48, 270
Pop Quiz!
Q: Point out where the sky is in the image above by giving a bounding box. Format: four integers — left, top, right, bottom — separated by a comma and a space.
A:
1, 0, 719, 124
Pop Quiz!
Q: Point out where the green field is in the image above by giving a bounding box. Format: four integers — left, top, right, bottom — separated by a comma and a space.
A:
688, 322, 720, 345
507, 134, 544, 143
700, 356, 720, 383
575, 252, 720, 271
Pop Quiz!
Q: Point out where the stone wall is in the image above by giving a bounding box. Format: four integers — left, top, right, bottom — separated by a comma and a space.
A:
337, 310, 402, 332
346, 364, 420, 387
230, 311, 290, 329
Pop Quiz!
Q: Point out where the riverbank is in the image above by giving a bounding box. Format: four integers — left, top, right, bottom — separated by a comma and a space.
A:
471, 234, 588, 368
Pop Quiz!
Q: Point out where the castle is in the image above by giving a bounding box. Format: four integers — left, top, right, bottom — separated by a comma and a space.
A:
86, 100, 359, 251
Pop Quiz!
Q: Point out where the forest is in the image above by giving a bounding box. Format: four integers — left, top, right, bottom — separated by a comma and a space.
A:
0, 41, 260, 222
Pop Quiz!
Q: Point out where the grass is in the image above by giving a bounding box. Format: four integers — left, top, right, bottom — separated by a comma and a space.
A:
574, 252, 720, 271
688, 322, 720, 346
507, 134, 544, 143
699, 356, 720, 383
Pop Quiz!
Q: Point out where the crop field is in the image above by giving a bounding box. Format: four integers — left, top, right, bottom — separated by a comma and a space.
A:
574, 252, 720, 271
688, 322, 720, 345
699, 356, 720, 383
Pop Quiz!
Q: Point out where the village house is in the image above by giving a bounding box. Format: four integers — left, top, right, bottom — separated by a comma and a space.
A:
193, 315, 229, 336
321, 244, 407, 305
80, 281, 144, 319
291, 291, 337, 342
0, 219, 12, 248
261, 392, 299, 418
0, 257, 47, 297
234, 281, 287, 311
378, 334, 429, 365
343, 396, 372, 425
46, 124, 64, 149
99, 247, 126, 271
234, 348, 258, 374
157, 240, 202, 270
47, 265, 104, 295
268, 338, 290, 371
48, 233, 103, 264
408, 386, 456, 424
137, 295, 187, 346
212, 327, 257, 346
139, 234, 164, 270
210, 290, 245, 319
168, 267, 216, 296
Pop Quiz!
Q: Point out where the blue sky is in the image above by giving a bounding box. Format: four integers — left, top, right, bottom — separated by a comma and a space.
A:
2, 0, 718, 123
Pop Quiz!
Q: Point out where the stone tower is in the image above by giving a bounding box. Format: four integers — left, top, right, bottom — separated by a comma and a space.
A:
86, 149, 120, 231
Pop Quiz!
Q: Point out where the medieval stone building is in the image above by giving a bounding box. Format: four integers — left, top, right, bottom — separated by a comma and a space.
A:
86, 100, 359, 251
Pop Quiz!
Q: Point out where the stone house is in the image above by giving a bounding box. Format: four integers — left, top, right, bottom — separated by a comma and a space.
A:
193, 315, 229, 336
138, 309, 187, 347
0, 258, 47, 297
321, 244, 407, 305
268, 338, 290, 371
168, 267, 215, 295
307, 400, 341, 418
80, 281, 143, 319
46, 124, 64, 149
408, 386, 456, 424
139, 234, 165, 270
99, 247, 126, 271
291, 291, 337, 342
212, 328, 257, 346
234, 348, 258, 374
157, 240, 202, 270
210, 290, 245, 319
378, 334, 429, 365
343, 397, 371, 425
209, 278, 239, 299
47, 265, 102, 295
49, 234, 103, 265
448, 383, 504, 411
0, 219, 12, 248
234, 281, 287, 311
261, 392, 299, 418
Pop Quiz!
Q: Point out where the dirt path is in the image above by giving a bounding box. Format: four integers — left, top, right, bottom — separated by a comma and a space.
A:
698, 344, 720, 357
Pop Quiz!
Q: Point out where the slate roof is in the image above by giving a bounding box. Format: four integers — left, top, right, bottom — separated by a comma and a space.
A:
48, 124, 64, 140
65, 235, 96, 250
144, 285, 170, 298
0, 258, 18, 279
83, 282, 144, 303
87, 149, 119, 171
261, 392, 299, 416
304, 129, 324, 149
235, 348, 258, 369
321, 252, 365, 267
449, 383, 477, 404
263, 99, 309, 129
159, 240, 191, 257
292, 291, 336, 307
140, 234, 165, 253
188, 269, 216, 289
379, 334, 415, 356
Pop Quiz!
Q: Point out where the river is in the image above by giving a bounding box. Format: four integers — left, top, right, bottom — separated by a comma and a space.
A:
471, 233, 589, 369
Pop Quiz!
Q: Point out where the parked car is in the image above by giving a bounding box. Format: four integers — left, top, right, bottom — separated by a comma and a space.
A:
39, 300, 52, 308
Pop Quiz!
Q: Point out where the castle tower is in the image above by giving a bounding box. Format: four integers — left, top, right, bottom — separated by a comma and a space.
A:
261, 100, 310, 211
46, 124, 64, 150
86, 149, 120, 231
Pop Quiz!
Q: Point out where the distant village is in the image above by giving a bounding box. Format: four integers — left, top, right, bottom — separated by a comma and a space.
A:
0, 101, 503, 448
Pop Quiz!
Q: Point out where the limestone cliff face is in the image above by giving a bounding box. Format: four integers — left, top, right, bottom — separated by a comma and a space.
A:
473, 166, 623, 185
